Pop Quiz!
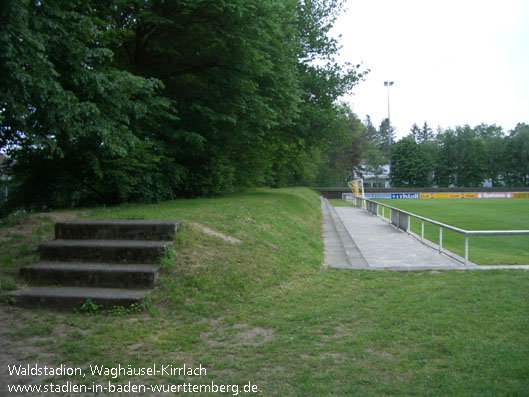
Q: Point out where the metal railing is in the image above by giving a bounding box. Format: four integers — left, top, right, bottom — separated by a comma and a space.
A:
342, 193, 529, 266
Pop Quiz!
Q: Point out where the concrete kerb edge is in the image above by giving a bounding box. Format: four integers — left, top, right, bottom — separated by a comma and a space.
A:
321, 198, 368, 269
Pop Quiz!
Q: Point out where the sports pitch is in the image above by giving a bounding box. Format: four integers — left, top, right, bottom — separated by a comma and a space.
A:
374, 198, 529, 266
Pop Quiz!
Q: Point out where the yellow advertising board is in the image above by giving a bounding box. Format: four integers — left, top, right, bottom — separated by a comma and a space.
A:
419, 193, 433, 199
514, 192, 529, 198
463, 193, 477, 198
433, 193, 462, 199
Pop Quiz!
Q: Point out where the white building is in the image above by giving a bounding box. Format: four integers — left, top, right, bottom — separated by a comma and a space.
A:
355, 160, 391, 188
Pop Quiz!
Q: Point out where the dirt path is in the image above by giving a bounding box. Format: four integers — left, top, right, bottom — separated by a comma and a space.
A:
0, 307, 59, 395
1, 210, 88, 395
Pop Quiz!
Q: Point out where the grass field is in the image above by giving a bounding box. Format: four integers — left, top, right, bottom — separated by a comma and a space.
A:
370, 199, 529, 266
1, 189, 529, 395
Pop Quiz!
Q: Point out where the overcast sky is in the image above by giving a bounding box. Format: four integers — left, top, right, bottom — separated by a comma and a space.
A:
331, 0, 529, 139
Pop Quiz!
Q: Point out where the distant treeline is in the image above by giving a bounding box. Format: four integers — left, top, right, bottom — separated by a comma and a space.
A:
319, 117, 529, 189
1, 0, 367, 211
391, 122, 529, 188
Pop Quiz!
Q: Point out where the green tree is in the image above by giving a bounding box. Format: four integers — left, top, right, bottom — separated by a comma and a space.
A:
377, 118, 395, 159
98, 0, 365, 192
410, 122, 434, 144
418, 121, 434, 144
319, 104, 366, 185
475, 124, 505, 186
434, 126, 488, 187
360, 115, 388, 186
504, 123, 529, 186
362, 144, 386, 184
0, 0, 179, 209
391, 136, 432, 187
1, 0, 366, 211
454, 126, 487, 186
410, 123, 421, 142
433, 129, 457, 187
363, 115, 378, 142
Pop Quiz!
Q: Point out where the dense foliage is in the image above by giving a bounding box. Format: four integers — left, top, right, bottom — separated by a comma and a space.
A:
389, 122, 529, 187
0, 0, 365, 210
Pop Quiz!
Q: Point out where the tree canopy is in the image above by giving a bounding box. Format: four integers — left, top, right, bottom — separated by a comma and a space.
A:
1, 0, 366, 211
2, 1, 526, 213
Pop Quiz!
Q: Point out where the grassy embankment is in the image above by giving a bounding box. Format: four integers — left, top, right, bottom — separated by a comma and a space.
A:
1, 188, 528, 395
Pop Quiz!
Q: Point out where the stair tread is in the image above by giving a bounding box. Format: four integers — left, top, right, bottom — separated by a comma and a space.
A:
41, 239, 172, 247
9, 286, 150, 299
24, 263, 159, 272
57, 220, 179, 225
55, 220, 180, 241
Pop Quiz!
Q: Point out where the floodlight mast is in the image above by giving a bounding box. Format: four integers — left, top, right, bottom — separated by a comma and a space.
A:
384, 81, 394, 187
384, 81, 394, 121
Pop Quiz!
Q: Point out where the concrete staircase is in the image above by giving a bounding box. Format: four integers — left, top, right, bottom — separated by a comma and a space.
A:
7, 220, 179, 310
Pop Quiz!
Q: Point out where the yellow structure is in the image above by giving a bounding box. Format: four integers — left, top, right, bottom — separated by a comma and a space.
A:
348, 179, 365, 209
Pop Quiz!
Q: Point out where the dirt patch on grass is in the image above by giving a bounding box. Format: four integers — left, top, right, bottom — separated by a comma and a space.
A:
200, 319, 274, 347
189, 222, 242, 244
366, 348, 396, 360
0, 308, 60, 392
321, 352, 348, 360
233, 324, 274, 346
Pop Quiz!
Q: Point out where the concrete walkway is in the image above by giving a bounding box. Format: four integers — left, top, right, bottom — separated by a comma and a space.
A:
321, 198, 529, 271
321, 198, 368, 269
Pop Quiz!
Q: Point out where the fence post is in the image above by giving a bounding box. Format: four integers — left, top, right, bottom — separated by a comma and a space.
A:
421, 221, 424, 243
439, 227, 443, 253
407, 216, 411, 234
465, 234, 469, 266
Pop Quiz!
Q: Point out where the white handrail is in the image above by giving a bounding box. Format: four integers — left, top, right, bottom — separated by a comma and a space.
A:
344, 194, 529, 266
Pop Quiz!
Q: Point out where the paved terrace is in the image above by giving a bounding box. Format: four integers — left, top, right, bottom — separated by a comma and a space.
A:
321, 198, 529, 271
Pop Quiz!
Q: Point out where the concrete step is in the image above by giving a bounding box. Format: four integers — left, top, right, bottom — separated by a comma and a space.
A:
6, 287, 150, 310
55, 220, 180, 241
39, 240, 173, 264
20, 263, 159, 289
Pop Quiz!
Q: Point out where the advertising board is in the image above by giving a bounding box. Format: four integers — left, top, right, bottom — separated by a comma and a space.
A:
345, 191, 527, 201
433, 193, 463, 199
391, 193, 419, 199
476, 192, 513, 199
364, 193, 393, 199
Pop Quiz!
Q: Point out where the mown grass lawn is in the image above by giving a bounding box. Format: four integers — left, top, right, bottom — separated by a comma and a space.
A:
1, 188, 529, 395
